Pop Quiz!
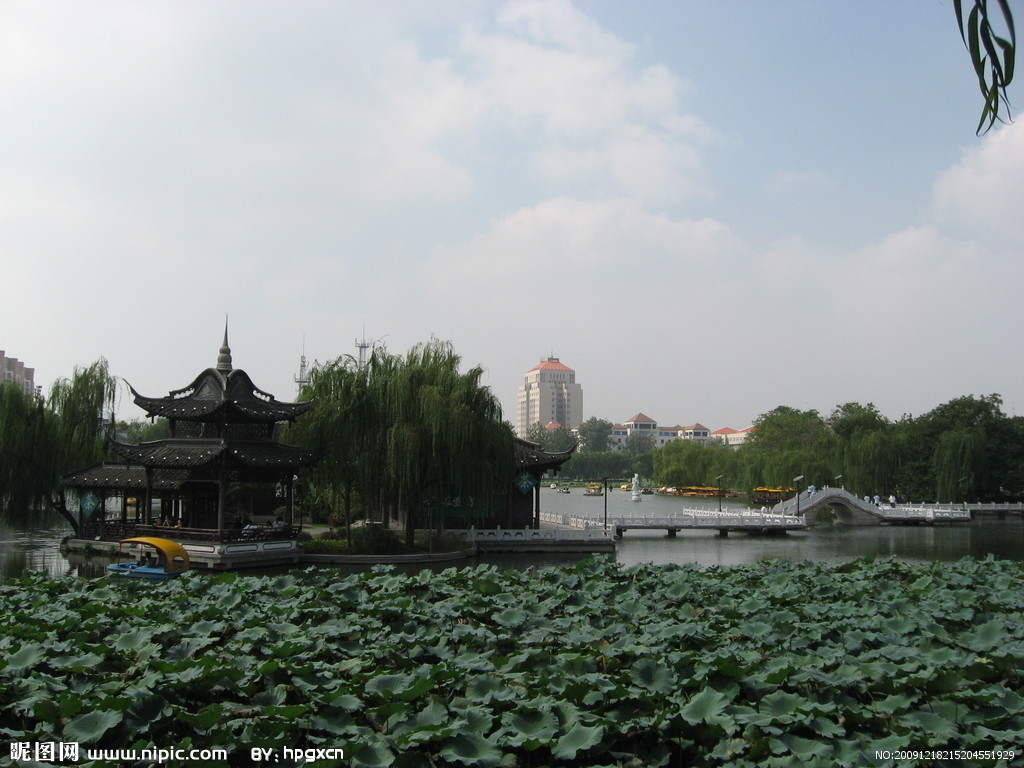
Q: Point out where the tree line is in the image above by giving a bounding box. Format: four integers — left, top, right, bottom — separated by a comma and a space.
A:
530, 395, 1024, 503
0, 342, 516, 542
4, 347, 1020, 535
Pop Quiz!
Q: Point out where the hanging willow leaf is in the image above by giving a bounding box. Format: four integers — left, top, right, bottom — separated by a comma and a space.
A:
955, 0, 1016, 133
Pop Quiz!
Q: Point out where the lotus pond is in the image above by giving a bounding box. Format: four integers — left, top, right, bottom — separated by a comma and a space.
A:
2, 557, 1023, 767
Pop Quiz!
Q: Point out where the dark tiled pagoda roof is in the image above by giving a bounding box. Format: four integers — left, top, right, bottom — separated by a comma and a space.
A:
515, 437, 577, 472
126, 325, 310, 424
129, 368, 310, 424
111, 439, 315, 470
62, 463, 189, 491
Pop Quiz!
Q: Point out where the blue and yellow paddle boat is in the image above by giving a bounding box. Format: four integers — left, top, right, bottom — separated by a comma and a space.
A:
107, 537, 191, 580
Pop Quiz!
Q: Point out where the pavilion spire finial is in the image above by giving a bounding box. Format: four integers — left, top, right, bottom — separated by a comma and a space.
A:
217, 318, 233, 373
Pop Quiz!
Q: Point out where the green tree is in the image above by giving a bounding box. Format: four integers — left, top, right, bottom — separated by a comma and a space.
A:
746, 406, 828, 454
288, 354, 374, 543
292, 340, 516, 548
562, 450, 631, 481
577, 417, 612, 452
0, 383, 60, 523
0, 359, 117, 527
826, 402, 890, 441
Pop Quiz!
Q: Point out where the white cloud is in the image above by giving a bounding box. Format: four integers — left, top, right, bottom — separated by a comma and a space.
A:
931, 121, 1024, 245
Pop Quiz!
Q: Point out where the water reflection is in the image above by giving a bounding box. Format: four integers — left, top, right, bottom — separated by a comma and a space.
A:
3, 488, 1023, 580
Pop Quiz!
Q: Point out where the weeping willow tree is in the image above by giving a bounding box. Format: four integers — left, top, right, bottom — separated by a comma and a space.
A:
0, 383, 61, 523
289, 354, 375, 545
292, 340, 516, 547
0, 359, 117, 526
48, 359, 118, 476
840, 428, 906, 499
376, 340, 515, 546
933, 427, 988, 502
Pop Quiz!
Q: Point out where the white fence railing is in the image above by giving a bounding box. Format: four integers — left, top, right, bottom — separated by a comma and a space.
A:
450, 526, 615, 542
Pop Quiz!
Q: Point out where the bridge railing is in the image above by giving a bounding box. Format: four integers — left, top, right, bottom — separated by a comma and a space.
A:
450, 526, 615, 542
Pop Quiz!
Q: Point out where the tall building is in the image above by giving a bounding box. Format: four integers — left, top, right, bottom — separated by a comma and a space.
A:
516, 357, 583, 437
0, 351, 36, 396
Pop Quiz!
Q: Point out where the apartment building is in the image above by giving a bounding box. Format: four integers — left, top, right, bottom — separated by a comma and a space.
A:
516, 357, 583, 437
0, 351, 36, 396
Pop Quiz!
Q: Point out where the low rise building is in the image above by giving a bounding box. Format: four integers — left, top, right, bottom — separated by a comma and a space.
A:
606, 413, 712, 450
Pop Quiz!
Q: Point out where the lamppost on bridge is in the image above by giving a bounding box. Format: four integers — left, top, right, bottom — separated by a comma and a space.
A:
602, 477, 609, 531
793, 475, 805, 518
834, 474, 843, 490
715, 475, 724, 514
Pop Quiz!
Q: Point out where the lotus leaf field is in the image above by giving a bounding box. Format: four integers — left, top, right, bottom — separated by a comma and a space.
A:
2, 557, 1024, 767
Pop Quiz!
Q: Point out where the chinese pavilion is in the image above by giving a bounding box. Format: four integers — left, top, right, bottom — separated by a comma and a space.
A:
62, 328, 315, 543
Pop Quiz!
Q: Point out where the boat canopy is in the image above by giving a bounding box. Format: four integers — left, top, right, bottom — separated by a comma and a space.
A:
121, 537, 190, 572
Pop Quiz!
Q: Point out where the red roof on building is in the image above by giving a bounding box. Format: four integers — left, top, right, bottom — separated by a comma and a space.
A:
711, 427, 739, 435
625, 413, 656, 424
529, 357, 574, 373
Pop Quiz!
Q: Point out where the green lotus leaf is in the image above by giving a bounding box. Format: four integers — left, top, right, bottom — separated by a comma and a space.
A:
966, 619, 1011, 651
188, 619, 224, 636
125, 693, 169, 728
351, 743, 396, 768
439, 734, 502, 767
216, 590, 243, 610
50, 651, 105, 671
366, 673, 422, 700
330, 692, 364, 711
681, 688, 731, 726
63, 709, 122, 744
629, 658, 674, 694
501, 707, 559, 746
493, 608, 527, 627
898, 709, 959, 740
466, 673, 514, 703
176, 704, 224, 733
551, 722, 604, 760
769, 733, 832, 760
113, 628, 153, 652
472, 577, 502, 596
413, 698, 448, 728
32, 698, 61, 724
758, 690, 806, 721
4, 642, 45, 673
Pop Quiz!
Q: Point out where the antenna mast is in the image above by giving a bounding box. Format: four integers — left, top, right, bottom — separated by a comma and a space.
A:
294, 334, 309, 396
355, 325, 372, 368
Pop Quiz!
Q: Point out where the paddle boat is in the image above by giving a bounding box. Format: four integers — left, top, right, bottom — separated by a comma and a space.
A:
107, 537, 191, 580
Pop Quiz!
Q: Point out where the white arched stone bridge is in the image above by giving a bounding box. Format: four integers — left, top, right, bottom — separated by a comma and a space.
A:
770, 486, 971, 525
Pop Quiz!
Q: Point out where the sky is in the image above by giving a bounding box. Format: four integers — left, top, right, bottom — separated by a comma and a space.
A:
3, 0, 1023, 432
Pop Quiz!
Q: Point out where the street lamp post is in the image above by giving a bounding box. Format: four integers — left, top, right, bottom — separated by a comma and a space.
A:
834, 474, 843, 490
715, 475, 724, 514
793, 475, 805, 518
602, 477, 608, 531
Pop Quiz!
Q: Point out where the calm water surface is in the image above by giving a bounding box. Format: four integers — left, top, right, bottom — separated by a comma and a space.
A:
2, 488, 1022, 581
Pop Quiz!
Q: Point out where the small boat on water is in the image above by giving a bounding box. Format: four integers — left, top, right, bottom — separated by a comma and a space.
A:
557, 485, 571, 494
107, 537, 191, 580
583, 483, 604, 497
